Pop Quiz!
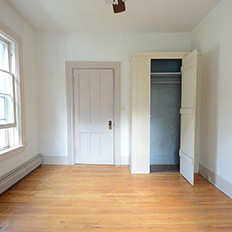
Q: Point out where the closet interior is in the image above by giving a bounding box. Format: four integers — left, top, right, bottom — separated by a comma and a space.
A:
150, 59, 182, 173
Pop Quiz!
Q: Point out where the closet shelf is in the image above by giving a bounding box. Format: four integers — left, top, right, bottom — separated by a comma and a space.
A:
151, 72, 181, 78
151, 81, 180, 85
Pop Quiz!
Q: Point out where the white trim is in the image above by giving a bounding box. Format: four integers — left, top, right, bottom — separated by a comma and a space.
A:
0, 22, 25, 158
130, 55, 151, 174
43, 156, 69, 165
0, 69, 13, 75
130, 52, 188, 60
66, 61, 121, 165
0, 123, 16, 129
199, 163, 232, 199
0, 145, 26, 162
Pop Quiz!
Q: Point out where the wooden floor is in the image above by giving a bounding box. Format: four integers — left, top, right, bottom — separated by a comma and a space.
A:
0, 165, 232, 232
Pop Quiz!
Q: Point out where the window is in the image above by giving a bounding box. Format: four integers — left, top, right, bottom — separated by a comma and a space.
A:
0, 25, 24, 154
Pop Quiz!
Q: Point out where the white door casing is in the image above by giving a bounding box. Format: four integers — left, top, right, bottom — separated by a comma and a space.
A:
180, 49, 199, 185
66, 62, 121, 166
73, 69, 114, 165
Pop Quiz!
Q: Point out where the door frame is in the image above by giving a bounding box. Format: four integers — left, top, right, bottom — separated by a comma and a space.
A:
66, 61, 121, 165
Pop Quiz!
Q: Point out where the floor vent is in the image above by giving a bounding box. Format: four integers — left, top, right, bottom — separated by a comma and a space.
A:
0, 154, 44, 195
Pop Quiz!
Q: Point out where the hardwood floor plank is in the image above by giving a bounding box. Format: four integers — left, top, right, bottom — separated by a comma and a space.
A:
0, 165, 231, 232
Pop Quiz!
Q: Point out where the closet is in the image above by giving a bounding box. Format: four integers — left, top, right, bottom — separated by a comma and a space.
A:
150, 59, 182, 173
130, 50, 201, 186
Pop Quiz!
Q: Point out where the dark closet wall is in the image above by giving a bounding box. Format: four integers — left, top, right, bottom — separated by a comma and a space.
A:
150, 59, 181, 165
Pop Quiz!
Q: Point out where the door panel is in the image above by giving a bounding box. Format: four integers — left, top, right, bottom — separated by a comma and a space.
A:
180, 50, 198, 185
90, 132, 99, 156
89, 74, 100, 124
74, 69, 114, 165
182, 66, 196, 108
100, 132, 111, 157
181, 114, 195, 159
100, 74, 113, 124
80, 133, 88, 157
79, 74, 89, 124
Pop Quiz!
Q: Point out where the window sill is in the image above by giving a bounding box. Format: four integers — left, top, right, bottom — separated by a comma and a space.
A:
0, 145, 26, 162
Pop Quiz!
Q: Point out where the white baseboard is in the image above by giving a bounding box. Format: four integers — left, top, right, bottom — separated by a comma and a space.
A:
44, 155, 130, 166
43, 156, 69, 165
121, 156, 130, 165
199, 163, 232, 199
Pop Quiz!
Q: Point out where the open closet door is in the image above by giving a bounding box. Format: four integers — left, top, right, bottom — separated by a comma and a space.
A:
180, 49, 199, 186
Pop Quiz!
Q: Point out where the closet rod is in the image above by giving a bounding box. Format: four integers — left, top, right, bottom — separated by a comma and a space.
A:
151, 81, 180, 84
151, 72, 182, 75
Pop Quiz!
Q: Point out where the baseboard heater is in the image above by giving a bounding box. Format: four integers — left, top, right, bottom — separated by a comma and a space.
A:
0, 153, 44, 195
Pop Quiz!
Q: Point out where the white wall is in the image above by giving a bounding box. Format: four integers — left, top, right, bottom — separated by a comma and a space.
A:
37, 31, 191, 164
191, 0, 232, 184
0, 0, 39, 176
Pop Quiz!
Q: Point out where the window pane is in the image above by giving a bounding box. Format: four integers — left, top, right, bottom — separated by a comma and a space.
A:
0, 96, 6, 121
0, 41, 9, 71
0, 94, 14, 126
0, 42, 4, 69
0, 129, 8, 150
0, 70, 13, 95
0, 71, 15, 126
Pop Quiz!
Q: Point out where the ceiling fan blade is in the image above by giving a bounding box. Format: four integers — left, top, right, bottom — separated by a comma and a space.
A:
113, 0, 126, 13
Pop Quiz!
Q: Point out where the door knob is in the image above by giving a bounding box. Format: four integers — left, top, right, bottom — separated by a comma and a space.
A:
108, 120, 112, 130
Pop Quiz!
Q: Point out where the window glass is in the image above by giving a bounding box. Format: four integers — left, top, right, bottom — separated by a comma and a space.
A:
0, 41, 9, 71
0, 71, 15, 125
0, 129, 8, 150
0, 71, 13, 95
0, 96, 6, 121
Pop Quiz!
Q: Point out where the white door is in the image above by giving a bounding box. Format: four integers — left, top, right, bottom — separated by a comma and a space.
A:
73, 69, 114, 165
180, 50, 199, 185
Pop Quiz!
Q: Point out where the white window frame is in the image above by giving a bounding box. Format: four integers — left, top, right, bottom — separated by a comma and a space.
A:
0, 22, 26, 161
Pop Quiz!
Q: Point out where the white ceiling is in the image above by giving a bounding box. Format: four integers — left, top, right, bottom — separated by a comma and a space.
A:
7, 0, 221, 33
